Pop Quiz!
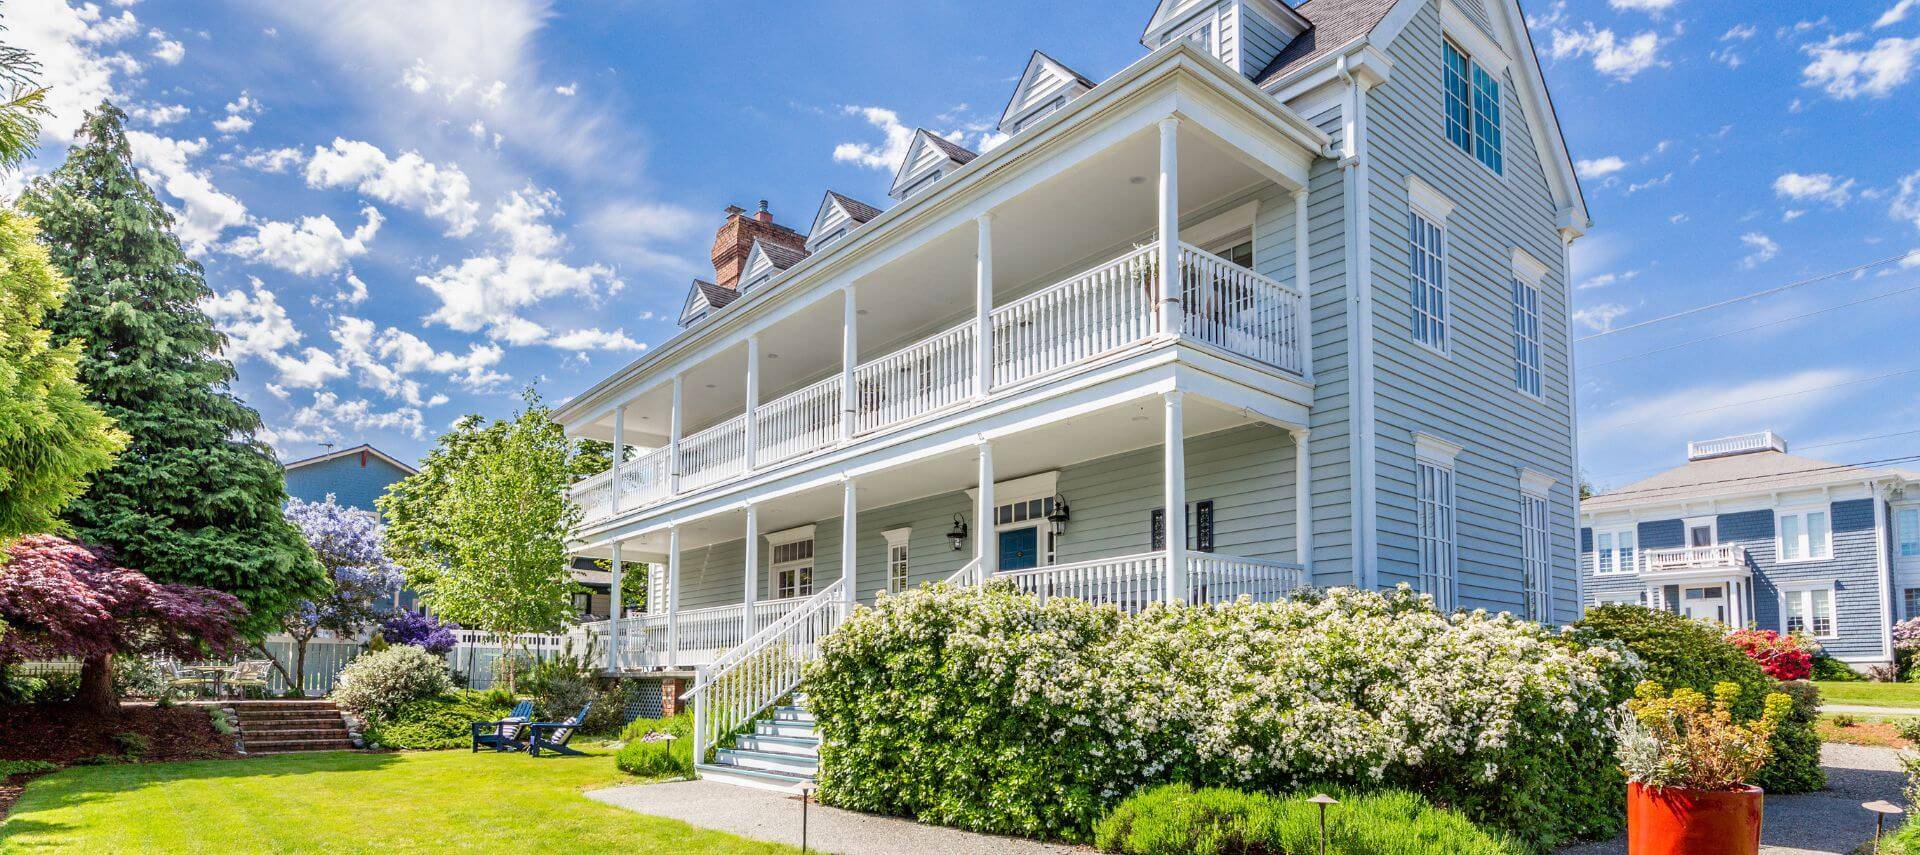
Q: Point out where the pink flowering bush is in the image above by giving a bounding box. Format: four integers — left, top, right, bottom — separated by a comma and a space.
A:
1727, 629, 1813, 681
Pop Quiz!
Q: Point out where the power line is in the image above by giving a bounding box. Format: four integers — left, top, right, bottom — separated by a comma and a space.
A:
1587, 366, 1920, 435
1575, 252, 1919, 343
1583, 282, 1920, 369
1589, 452, 1920, 502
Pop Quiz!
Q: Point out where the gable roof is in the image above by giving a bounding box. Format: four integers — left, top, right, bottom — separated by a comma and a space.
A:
826, 191, 882, 225
923, 132, 978, 165
806, 190, 885, 252
680, 278, 737, 326
1253, 0, 1398, 84
998, 50, 1098, 134
888, 128, 980, 201
1584, 451, 1911, 513
282, 443, 417, 474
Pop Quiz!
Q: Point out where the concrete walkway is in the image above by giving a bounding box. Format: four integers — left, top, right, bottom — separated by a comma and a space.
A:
1557, 744, 1909, 855
1824, 704, 1920, 717
589, 779, 1085, 855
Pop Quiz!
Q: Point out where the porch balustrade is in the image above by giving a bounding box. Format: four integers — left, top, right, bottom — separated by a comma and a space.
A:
573, 240, 1306, 527
1641, 544, 1747, 573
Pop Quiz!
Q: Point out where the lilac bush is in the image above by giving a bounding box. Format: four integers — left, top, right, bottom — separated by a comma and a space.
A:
380, 611, 458, 655
1895, 616, 1920, 652
277, 495, 404, 690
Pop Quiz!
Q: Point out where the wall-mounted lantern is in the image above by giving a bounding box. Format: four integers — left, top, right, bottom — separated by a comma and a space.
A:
1047, 495, 1071, 537
947, 514, 969, 551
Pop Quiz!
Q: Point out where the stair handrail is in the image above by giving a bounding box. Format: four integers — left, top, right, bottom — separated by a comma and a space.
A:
941, 557, 983, 587
682, 577, 847, 771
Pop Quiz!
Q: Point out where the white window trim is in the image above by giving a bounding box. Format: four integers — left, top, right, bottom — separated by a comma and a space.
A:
1169, 8, 1221, 55
1415, 434, 1460, 611
1521, 489, 1551, 622
1895, 505, 1920, 559
1440, 0, 1511, 76
1774, 506, 1833, 564
883, 527, 912, 593
766, 524, 817, 600
1407, 175, 1458, 222
1683, 515, 1717, 548
1904, 586, 1920, 620
1594, 590, 1644, 608
1414, 431, 1463, 467
1592, 524, 1638, 575
1519, 468, 1556, 499
1778, 581, 1838, 640
1406, 182, 1452, 357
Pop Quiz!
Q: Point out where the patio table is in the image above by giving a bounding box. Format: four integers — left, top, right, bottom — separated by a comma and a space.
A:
179, 664, 230, 699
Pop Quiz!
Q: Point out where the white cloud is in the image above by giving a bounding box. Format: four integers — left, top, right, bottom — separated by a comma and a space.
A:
1586, 368, 1859, 439
490, 186, 565, 256
1550, 25, 1665, 80
338, 272, 370, 305
554, 82, 577, 96
202, 277, 299, 361
5, 0, 147, 141
213, 114, 254, 134
1892, 169, 1920, 231
266, 347, 347, 390
127, 102, 189, 125
304, 138, 480, 236
331, 316, 508, 405
833, 105, 918, 171
262, 391, 430, 451
1739, 232, 1780, 268
1609, 0, 1675, 15
125, 131, 248, 253
1879, 0, 1920, 28
1625, 172, 1673, 194
149, 34, 184, 64
1801, 34, 1920, 98
1721, 24, 1758, 41
1573, 302, 1630, 332
415, 186, 622, 345
225, 206, 383, 276
1772, 172, 1854, 206
1576, 156, 1628, 178
1901, 248, 1920, 268
240, 146, 305, 173
549, 328, 645, 353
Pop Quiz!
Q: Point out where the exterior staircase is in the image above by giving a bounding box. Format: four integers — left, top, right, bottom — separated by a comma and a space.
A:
695, 702, 818, 793
230, 700, 355, 754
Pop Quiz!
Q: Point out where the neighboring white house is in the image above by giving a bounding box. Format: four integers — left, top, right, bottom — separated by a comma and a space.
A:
1582, 431, 1911, 671
557, 0, 1589, 789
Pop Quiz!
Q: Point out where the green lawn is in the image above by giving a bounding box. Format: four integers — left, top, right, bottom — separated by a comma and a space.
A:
1816, 680, 1920, 709
0, 748, 795, 854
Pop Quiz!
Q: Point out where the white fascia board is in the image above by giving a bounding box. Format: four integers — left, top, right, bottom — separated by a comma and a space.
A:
1512, 247, 1551, 287
553, 41, 1329, 428
1406, 174, 1457, 222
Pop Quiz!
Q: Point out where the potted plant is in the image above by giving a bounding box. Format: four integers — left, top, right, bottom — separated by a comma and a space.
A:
1617, 680, 1791, 855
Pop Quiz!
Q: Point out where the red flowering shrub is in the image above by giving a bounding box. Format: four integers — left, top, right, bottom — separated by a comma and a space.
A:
1727, 629, 1812, 681
1, 535, 246, 711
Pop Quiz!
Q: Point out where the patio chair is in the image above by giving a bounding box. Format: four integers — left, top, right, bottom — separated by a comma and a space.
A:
164, 661, 220, 699
471, 700, 535, 752
526, 702, 592, 757
224, 659, 274, 698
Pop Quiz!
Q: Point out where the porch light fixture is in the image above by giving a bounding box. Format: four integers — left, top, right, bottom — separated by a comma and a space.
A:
1047, 495, 1071, 536
947, 514, 969, 551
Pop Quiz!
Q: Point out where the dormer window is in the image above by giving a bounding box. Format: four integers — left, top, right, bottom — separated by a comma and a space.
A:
743, 274, 772, 292
1009, 97, 1065, 134
815, 228, 846, 249
1174, 17, 1216, 54
1443, 40, 1503, 175
898, 170, 942, 199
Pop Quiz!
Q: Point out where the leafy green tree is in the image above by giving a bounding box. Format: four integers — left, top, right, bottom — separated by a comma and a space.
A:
0, 209, 125, 540
378, 391, 580, 691
18, 103, 324, 636
0, 24, 50, 170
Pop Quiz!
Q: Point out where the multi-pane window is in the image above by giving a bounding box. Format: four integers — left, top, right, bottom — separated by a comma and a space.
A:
1777, 508, 1831, 562
1898, 507, 1920, 558
1782, 586, 1835, 638
1521, 492, 1551, 621
1408, 211, 1447, 351
1593, 528, 1636, 574
1417, 460, 1457, 611
1905, 587, 1920, 620
887, 544, 909, 593
1510, 277, 1541, 396
1444, 41, 1502, 174
771, 538, 815, 599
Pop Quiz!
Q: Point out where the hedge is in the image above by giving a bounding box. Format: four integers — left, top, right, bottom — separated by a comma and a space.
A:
1094, 784, 1519, 855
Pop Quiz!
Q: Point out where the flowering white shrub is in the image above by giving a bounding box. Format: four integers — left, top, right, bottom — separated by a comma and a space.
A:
331, 644, 452, 723
805, 582, 1637, 849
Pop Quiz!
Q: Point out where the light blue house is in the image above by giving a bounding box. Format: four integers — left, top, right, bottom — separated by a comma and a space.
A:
282, 444, 421, 613
1581, 431, 1906, 670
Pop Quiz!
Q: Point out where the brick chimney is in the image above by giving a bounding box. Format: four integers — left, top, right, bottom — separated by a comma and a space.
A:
710, 200, 807, 290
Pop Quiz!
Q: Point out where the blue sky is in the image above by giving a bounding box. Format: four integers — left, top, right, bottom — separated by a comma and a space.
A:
6, 0, 1919, 489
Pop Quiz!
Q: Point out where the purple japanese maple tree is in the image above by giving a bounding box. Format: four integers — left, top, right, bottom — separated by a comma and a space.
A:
277, 495, 404, 693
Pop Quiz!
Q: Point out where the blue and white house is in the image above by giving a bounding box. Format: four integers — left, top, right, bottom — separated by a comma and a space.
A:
1581, 431, 1909, 670
557, 0, 1589, 789
282, 444, 420, 614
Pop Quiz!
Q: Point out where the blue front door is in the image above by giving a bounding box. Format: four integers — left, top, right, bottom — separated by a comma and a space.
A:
998, 527, 1039, 571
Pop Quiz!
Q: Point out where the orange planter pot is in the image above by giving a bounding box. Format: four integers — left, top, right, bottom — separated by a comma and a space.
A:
1626, 781, 1763, 855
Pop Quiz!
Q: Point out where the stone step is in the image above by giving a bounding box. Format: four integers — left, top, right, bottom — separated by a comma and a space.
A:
242, 727, 346, 740
694, 762, 811, 794
732, 733, 819, 757
225, 701, 341, 713
754, 719, 816, 738
234, 709, 344, 720
716, 747, 817, 776
246, 737, 355, 752
236, 713, 344, 725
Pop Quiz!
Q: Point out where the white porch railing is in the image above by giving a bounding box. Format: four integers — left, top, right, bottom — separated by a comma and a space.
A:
992, 244, 1160, 389
1185, 553, 1308, 604
679, 415, 747, 492
686, 579, 847, 772
570, 240, 1309, 527
995, 551, 1168, 614
1643, 545, 1747, 573
756, 377, 841, 467
854, 321, 976, 434
1178, 243, 1306, 375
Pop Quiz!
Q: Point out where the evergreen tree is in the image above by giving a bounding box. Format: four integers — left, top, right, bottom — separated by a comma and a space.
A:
18, 103, 323, 635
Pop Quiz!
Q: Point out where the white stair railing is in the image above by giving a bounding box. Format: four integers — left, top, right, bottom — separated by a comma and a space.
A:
994, 551, 1168, 615
685, 578, 847, 772
1179, 242, 1305, 375
853, 321, 976, 434
942, 557, 983, 587
991, 244, 1160, 389
755, 377, 841, 467
679, 415, 747, 492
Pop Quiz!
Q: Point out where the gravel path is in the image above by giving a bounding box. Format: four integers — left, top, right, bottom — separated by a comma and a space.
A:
1824, 704, 1920, 717
589, 779, 1086, 855
1558, 744, 1908, 855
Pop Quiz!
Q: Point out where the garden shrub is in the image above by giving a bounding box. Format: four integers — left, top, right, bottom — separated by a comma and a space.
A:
331, 644, 451, 723
379, 612, 458, 655
362, 690, 517, 750
521, 638, 631, 735
0, 759, 59, 777
1093, 784, 1517, 855
807, 583, 1632, 849
615, 714, 694, 778
1811, 655, 1862, 682
1727, 629, 1811, 681
1570, 606, 1823, 793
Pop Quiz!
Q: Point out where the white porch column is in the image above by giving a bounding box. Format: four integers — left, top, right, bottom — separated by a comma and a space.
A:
743, 504, 759, 628
974, 213, 994, 398
1156, 116, 1183, 337
669, 375, 684, 495
841, 286, 858, 442
1164, 391, 1187, 604
610, 404, 626, 513
745, 336, 760, 470
1291, 428, 1313, 574
841, 477, 858, 608
666, 525, 681, 668
1292, 187, 1313, 380
976, 439, 996, 583
607, 540, 623, 673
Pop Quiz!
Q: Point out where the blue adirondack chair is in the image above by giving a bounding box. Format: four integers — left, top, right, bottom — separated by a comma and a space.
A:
471, 700, 535, 752
526, 702, 592, 757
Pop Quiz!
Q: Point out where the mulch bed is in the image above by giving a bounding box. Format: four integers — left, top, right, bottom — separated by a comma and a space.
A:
0, 701, 240, 819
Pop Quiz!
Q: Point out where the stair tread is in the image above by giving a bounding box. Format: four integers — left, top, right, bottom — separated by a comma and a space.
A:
718, 747, 817, 764
696, 762, 812, 783
737, 733, 819, 746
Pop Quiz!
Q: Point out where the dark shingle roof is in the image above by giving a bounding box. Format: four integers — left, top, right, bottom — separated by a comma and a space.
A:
1253, 0, 1399, 87
924, 132, 979, 165
757, 240, 809, 270
827, 191, 883, 224
693, 278, 738, 309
